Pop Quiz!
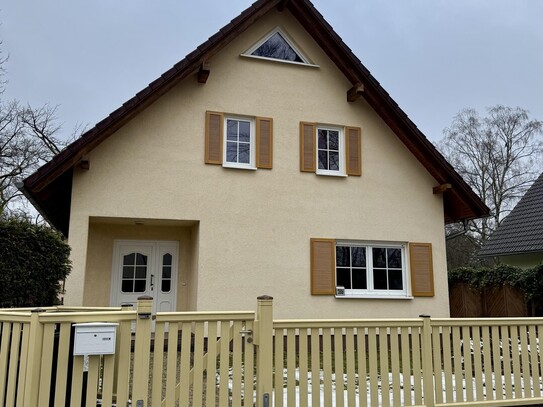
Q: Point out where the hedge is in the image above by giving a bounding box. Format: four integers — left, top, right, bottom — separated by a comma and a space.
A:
0, 218, 71, 307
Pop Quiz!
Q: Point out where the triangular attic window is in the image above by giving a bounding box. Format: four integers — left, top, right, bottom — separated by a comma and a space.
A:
245, 28, 312, 65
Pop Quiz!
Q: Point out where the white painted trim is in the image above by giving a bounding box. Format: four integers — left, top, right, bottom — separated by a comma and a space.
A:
222, 115, 256, 170
316, 125, 345, 176
334, 241, 409, 297
241, 26, 316, 66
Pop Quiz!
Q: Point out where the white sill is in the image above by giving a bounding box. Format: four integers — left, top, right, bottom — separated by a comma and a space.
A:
335, 295, 414, 300
222, 163, 257, 171
240, 54, 320, 68
316, 171, 347, 178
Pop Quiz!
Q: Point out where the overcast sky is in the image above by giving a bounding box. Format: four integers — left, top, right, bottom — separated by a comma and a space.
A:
1, 0, 542, 143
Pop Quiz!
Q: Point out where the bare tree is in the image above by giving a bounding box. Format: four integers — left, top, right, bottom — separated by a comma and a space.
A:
439, 105, 543, 243
0, 46, 71, 217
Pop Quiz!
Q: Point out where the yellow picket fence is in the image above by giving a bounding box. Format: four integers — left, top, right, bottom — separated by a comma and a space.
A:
0, 296, 542, 407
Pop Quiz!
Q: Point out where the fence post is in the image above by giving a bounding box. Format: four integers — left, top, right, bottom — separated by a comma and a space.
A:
255, 295, 274, 407
420, 314, 435, 407
23, 309, 45, 407
132, 296, 153, 405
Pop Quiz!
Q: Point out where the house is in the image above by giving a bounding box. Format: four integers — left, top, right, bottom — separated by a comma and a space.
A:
479, 172, 543, 268
20, 0, 488, 319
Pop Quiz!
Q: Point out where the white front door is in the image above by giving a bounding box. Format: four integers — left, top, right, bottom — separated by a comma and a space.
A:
111, 240, 178, 314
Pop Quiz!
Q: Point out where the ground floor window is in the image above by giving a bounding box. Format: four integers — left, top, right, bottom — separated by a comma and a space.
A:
335, 242, 407, 297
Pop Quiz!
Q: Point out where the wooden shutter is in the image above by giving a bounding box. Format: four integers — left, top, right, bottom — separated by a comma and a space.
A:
205, 111, 223, 164
300, 122, 316, 172
345, 126, 362, 176
310, 238, 336, 295
409, 243, 434, 297
256, 117, 273, 169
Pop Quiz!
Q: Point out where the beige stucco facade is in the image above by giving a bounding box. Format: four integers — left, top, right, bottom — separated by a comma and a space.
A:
65, 9, 450, 318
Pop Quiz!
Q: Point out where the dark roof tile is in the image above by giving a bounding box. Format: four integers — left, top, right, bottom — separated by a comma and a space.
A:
479, 172, 543, 257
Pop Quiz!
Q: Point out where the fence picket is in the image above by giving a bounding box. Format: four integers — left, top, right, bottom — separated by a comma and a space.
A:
0, 322, 10, 407
367, 327, 379, 405
401, 326, 412, 406
390, 327, 401, 406
432, 325, 443, 405
17, 322, 31, 407
471, 326, 483, 401
357, 328, 368, 407
231, 320, 243, 407
345, 328, 355, 407
462, 325, 474, 402
205, 321, 218, 406
151, 322, 165, 407
501, 325, 513, 399
286, 328, 296, 406
322, 328, 333, 406
411, 327, 423, 405
491, 325, 503, 401
333, 328, 345, 406
219, 320, 232, 406
451, 326, 463, 402
529, 325, 541, 397
192, 321, 205, 407
53, 322, 71, 407
101, 354, 115, 407
310, 328, 320, 407
274, 328, 284, 407
299, 328, 309, 407
510, 325, 522, 398
6, 323, 22, 407
85, 355, 100, 407
379, 327, 391, 407
37, 323, 55, 407
69, 356, 84, 407
519, 325, 530, 399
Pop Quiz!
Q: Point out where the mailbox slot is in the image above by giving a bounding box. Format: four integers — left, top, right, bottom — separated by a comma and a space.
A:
73, 323, 118, 355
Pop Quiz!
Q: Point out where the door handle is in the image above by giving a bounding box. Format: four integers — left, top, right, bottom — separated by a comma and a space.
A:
150, 274, 154, 290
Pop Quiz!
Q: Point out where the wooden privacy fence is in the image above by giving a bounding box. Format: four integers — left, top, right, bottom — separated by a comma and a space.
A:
449, 283, 543, 318
1, 297, 542, 407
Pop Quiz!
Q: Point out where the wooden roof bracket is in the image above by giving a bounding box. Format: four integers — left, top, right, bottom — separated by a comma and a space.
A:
277, 0, 290, 12
78, 155, 90, 170
433, 183, 452, 194
347, 83, 364, 102
197, 63, 210, 84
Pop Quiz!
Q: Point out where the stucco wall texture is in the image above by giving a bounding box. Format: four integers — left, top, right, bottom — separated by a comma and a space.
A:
65, 10, 449, 318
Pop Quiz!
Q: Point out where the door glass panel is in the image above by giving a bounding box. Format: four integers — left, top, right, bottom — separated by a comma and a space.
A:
161, 253, 172, 293
134, 280, 146, 293
161, 280, 171, 293
122, 266, 134, 279
121, 252, 147, 293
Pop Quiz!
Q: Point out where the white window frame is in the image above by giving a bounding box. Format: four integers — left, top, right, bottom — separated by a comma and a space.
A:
223, 115, 256, 170
335, 241, 410, 298
316, 125, 345, 176
241, 27, 319, 68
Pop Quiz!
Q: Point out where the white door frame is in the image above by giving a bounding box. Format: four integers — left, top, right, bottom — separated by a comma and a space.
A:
110, 240, 178, 313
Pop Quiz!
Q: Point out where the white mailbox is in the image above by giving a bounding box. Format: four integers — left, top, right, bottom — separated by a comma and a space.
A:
73, 323, 118, 355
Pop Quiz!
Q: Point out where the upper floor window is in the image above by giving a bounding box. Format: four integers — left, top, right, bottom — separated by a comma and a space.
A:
300, 122, 361, 177
317, 126, 344, 175
205, 111, 273, 170
242, 28, 316, 67
225, 117, 254, 169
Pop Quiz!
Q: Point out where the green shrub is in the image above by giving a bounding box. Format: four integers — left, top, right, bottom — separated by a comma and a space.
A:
0, 218, 71, 307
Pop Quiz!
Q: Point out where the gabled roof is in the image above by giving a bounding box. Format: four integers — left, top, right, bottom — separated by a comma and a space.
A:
21, 0, 489, 236
479, 173, 543, 257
